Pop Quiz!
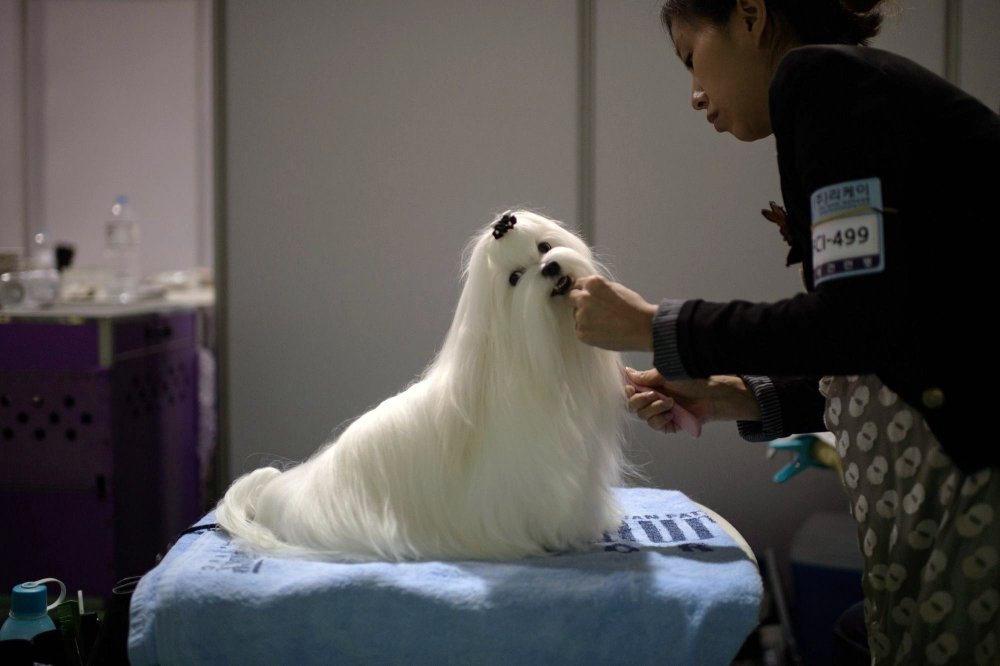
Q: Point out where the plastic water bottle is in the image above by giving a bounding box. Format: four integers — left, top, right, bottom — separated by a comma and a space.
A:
0, 232, 60, 309
27, 231, 60, 307
30, 230, 56, 270
0, 578, 66, 642
104, 195, 141, 304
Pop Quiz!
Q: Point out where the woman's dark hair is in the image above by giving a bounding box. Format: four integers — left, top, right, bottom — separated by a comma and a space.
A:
661, 0, 887, 46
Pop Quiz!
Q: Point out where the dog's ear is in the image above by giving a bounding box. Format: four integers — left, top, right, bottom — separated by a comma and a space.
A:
492, 213, 517, 239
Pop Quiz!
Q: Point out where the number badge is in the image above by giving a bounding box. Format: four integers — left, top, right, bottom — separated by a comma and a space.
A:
810, 177, 886, 286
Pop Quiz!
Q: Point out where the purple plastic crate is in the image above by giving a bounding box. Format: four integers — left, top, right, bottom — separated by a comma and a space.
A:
0, 310, 201, 598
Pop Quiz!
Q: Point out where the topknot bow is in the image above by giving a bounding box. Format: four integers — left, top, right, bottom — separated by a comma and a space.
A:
492, 213, 517, 239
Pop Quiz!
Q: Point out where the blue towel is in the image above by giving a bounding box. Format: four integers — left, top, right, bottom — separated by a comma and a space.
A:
128, 487, 761, 665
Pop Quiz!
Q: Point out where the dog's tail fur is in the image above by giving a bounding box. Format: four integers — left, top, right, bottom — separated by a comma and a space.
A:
215, 466, 286, 551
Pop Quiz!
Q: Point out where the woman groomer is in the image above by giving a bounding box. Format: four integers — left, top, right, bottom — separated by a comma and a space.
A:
567, 0, 1000, 663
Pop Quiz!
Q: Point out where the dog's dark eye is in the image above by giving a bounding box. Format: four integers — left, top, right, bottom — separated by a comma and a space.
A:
538, 242, 552, 254
509, 270, 523, 286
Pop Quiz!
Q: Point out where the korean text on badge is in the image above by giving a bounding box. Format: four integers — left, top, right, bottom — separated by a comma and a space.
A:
810, 177, 885, 286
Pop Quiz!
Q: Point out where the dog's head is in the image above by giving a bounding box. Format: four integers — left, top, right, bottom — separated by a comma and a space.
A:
459, 211, 603, 335
466, 210, 601, 307
436, 210, 616, 393
478, 210, 597, 299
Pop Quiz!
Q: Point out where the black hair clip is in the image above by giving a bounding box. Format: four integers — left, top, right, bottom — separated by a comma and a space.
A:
492, 213, 517, 239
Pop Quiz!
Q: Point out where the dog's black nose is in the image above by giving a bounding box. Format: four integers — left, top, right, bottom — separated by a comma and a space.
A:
541, 261, 560, 277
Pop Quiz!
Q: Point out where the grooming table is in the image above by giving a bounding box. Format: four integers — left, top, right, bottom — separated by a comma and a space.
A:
128, 487, 762, 665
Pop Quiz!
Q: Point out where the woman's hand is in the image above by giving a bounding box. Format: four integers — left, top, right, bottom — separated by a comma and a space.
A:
566, 276, 658, 352
761, 200, 792, 245
624, 367, 762, 433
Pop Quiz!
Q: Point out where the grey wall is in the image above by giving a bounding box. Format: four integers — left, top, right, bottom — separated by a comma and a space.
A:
0, 0, 213, 274
222, 0, 996, 565
0, 1, 23, 250
961, 0, 1000, 112
224, 0, 581, 470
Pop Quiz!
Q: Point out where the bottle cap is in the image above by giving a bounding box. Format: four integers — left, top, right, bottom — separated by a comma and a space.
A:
9, 579, 66, 619
112, 195, 130, 217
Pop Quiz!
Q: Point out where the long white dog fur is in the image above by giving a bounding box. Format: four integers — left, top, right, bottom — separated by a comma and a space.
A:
216, 210, 644, 561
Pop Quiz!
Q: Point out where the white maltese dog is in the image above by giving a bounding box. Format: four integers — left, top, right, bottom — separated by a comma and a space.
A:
216, 210, 643, 561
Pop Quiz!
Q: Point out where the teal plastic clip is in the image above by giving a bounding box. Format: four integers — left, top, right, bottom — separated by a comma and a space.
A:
767, 434, 832, 483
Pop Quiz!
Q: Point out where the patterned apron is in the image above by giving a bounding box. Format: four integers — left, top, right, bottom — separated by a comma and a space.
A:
819, 373, 999, 665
